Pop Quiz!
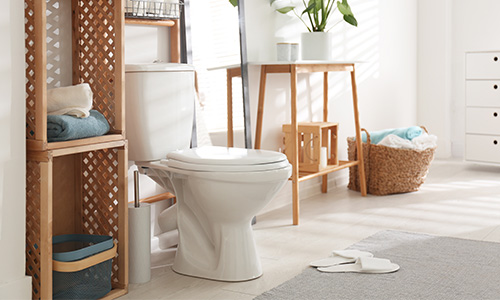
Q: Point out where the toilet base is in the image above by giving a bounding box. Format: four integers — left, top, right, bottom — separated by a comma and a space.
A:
172, 219, 263, 282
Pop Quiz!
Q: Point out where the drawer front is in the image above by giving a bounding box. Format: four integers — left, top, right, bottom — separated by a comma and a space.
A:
466, 52, 500, 79
465, 134, 500, 163
466, 107, 500, 134
466, 80, 500, 107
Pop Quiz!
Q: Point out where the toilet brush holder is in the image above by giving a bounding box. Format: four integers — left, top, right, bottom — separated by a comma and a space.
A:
128, 204, 151, 283
128, 171, 151, 284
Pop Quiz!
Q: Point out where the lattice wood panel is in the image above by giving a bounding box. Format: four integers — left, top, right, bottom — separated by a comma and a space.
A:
25, 0, 37, 140
81, 148, 121, 283
26, 161, 41, 300
46, 0, 73, 89
73, 0, 118, 131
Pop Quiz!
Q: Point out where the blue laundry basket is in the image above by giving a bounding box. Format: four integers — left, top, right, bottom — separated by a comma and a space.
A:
52, 234, 116, 299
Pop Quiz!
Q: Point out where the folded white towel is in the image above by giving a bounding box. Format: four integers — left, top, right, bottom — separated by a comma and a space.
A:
412, 133, 438, 150
378, 134, 415, 149
47, 83, 93, 118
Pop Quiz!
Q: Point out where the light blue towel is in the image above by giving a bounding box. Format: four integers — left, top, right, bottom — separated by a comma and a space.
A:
47, 110, 110, 142
359, 126, 423, 145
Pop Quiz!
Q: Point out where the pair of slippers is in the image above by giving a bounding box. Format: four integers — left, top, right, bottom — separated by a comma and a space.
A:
310, 250, 400, 273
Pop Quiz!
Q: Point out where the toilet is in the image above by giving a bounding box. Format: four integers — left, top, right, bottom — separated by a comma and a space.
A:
125, 63, 292, 281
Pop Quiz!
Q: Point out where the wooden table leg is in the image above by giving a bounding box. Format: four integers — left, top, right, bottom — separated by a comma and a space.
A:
227, 69, 234, 147
291, 65, 300, 225
255, 65, 267, 150
322, 72, 329, 193
350, 67, 367, 196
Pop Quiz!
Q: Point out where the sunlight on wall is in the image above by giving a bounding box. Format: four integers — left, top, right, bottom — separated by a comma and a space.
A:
246, 0, 382, 154
191, 0, 242, 133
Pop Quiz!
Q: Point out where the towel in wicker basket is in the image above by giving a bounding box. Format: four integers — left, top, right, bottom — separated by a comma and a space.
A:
347, 127, 436, 196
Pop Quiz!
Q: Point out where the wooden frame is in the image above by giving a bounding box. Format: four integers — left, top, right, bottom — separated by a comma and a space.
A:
25, 0, 128, 298
26, 0, 126, 152
26, 144, 128, 300
283, 122, 339, 173
252, 62, 367, 225
225, 66, 242, 147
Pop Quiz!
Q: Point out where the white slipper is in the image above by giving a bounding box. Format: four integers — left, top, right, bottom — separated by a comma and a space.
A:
317, 257, 400, 274
310, 250, 374, 268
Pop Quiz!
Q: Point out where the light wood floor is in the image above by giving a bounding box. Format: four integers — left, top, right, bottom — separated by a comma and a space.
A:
123, 159, 500, 299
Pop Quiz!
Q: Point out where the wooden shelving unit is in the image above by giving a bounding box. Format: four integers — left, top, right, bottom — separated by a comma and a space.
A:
251, 62, 367, 225
25, 0, 128, 299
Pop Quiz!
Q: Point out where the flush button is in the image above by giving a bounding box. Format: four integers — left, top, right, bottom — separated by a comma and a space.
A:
494, 140, 498, 145
495, 57, 499, 62
494, 112, 498, 117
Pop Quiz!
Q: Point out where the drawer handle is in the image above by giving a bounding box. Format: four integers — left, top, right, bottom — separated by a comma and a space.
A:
495, 85, 499, 90
495, 140, 498, 145
495, 57, 499, 62
495, 112, 498, 117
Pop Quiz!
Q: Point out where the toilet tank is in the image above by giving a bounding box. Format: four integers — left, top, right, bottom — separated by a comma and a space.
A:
125, 63, 195, 162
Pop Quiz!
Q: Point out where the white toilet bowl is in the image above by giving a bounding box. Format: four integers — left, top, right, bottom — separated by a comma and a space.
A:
125, 63, 291, 281
138, 146, 291, 281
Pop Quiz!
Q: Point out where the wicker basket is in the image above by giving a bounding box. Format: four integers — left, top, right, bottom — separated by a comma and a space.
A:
347, 127, 436, 196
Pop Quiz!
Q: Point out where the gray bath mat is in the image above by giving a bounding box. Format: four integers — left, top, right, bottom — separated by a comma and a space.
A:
255, 230, 500, 299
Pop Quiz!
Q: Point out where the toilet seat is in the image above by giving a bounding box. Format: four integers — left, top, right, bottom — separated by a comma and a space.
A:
165, 146, 289, 172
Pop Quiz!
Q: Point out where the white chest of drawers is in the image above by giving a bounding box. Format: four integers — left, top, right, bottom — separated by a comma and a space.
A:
465, 51, 500, 163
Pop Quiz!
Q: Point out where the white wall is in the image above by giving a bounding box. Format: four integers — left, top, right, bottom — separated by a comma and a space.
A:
418, 0, 500, 159
0, 1, 32, 299
245, 0, 418, 211
417, 0, 453, 158
125, 25, 171, 64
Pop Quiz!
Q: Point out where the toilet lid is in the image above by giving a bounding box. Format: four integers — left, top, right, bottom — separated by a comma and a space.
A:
165, 146, 290, 172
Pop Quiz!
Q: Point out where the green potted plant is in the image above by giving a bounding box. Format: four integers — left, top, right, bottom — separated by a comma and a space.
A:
230, 0, 357, 60
272, 0, 357, 60
272, 0, 357, 32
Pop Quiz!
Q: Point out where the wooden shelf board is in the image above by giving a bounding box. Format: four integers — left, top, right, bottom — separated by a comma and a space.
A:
125, 18, 175, 27
295, 160, 359, 182
27, 139, 127, 162
100, 288, 128, 300
27, 134, 125, 152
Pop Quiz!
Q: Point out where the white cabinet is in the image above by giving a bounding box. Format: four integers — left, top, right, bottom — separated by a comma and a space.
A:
465, 51, 500, 163
466, 52, 500, 79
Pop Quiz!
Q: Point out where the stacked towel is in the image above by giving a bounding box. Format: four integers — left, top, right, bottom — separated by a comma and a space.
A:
47, 110, 110, 142
359, 126, 423, 145
47, 83, 93, 118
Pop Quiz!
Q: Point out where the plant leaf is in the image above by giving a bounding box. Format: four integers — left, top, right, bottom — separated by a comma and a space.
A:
337, 0, 353, 16
314, 0, 321, 11
229, 0, 238, 7
301, 3, 316, 16
276, 6, 295, 13
343, 14, 357, 26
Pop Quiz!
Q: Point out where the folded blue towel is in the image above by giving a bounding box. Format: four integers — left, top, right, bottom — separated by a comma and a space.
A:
47, 110, 110, 142
359, 126, 423, 145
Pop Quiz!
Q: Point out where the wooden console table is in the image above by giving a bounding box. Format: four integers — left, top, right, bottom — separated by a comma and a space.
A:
251, 62, 367, 225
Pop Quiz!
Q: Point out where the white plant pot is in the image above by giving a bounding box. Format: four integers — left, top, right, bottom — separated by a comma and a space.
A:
300, 32, 333, 61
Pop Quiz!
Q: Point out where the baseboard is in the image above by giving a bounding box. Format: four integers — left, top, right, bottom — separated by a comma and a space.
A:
260, 169, 349, 215
0, 276, 32, 300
